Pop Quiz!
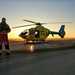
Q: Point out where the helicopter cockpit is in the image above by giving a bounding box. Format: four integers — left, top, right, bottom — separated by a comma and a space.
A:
20, 29, 29, 36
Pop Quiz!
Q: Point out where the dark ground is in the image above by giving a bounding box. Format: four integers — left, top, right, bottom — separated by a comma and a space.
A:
0, 48, 75, 75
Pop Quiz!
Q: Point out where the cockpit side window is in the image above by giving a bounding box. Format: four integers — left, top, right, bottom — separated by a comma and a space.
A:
22, 29, 29, 35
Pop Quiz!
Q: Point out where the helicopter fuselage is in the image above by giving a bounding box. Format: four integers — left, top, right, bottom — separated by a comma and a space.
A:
19, 25, 50, 41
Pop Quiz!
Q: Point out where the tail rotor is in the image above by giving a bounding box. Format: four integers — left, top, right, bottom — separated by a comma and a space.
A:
59, 25, 65, 38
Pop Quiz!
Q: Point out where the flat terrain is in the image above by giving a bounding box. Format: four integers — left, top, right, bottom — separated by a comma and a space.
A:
0, 39, 75, 75
0, 49, 75, 75
9, 39, 75, 52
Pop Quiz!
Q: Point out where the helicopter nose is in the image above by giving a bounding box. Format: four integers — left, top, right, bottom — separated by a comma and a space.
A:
19, 32, 28, 37
22, 32, 28, 35
19, 33, 25, 39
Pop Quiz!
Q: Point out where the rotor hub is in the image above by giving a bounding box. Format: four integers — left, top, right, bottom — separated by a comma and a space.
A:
36, 23, 41, 25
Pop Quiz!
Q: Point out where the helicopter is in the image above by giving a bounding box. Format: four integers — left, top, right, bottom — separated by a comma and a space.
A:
12, 19, 66, 41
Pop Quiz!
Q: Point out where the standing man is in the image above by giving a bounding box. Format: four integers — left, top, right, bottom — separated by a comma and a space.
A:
0, 17, 11, 55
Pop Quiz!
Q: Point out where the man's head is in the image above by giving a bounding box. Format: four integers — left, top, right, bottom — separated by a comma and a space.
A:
1, 17, 6, 23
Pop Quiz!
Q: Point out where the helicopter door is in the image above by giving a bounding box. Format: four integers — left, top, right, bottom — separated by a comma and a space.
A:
35, 30, 39, 38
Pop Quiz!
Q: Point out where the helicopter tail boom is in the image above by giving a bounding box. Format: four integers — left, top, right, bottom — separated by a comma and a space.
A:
49, 25, 65, 38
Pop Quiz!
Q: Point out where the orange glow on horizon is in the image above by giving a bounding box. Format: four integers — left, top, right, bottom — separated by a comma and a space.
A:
8, 32, 24, 41
8, 31, 75, 41
8, 23, 75, 41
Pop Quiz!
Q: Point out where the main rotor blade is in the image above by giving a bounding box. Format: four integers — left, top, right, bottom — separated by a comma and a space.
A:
23, 19, 37, 24
12, 24, 35, 29
49, 22, 72, 24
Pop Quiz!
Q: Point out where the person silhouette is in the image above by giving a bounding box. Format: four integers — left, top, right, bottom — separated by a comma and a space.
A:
0, 17, 11, 55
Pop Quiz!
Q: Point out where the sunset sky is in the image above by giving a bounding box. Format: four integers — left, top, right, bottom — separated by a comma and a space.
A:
0, 0, 75, 40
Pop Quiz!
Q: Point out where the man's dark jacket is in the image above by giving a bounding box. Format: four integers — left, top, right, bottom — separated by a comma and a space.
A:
0, 22, 11, 33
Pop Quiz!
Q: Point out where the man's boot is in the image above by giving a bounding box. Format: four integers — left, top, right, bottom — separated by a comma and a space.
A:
0, 45, 2, 55
5, 45, 10, 55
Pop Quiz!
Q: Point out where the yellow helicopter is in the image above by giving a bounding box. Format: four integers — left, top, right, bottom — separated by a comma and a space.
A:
12, 19, 66, 42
